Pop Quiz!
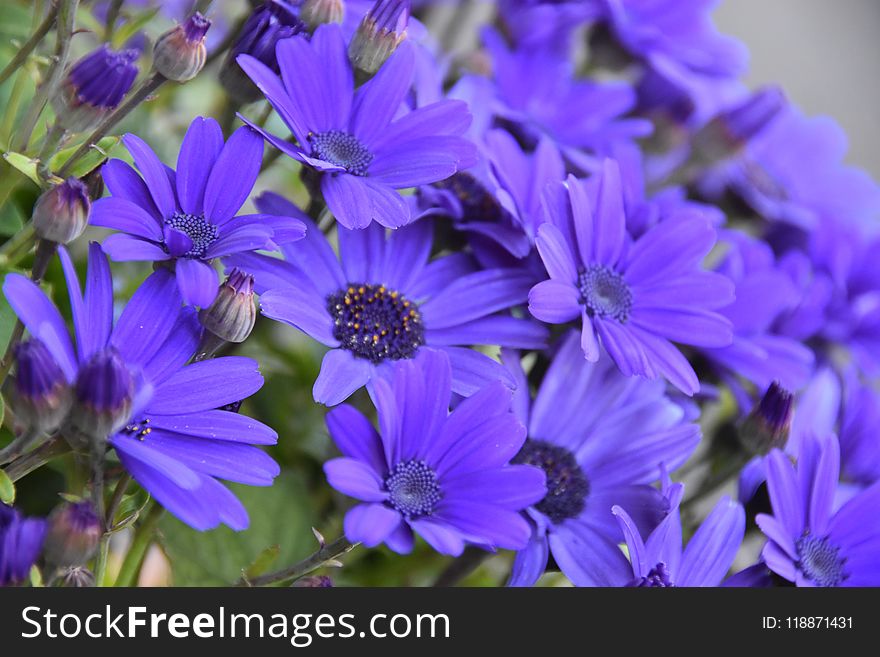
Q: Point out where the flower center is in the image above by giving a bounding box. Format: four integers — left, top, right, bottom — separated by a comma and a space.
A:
512, 439, 589, 523
577, 264, 632, 322
327, 283, 424, 363
121, 417, 153, 440
165, 212, 218, 258
432, 173, 511, 224
796, 533, 847, 587
630, 562, 674, 587
309, 130, 373, 176
384, 460, 442, 519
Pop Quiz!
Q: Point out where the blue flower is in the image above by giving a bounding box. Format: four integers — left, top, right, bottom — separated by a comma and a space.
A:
91, 116, 307, 307
506, 331, 700, 586
528, 159, 734, 395
226, 193, 547, 405
323, 349, 546, 555
757, 434, 880, 586
612, 477, 745, 587
3, 244, 280, 531
0, 505, 46, 587
236, 24, 476, 229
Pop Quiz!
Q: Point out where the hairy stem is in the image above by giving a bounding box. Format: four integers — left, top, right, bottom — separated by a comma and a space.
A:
240, 536, 357, 587
2, 437, 70, 482
0, 2, 60, 86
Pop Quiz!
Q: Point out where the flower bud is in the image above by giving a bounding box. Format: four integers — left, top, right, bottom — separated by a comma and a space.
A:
220, 1, 306, 103
348, 0, 410, 76
300, 0, 345, 29
10, 339, 72, 433
32, 178, 91, 245
292, 575, 333, 587
43, 501, 102, 568
51, 45, 139, 133
153, 12, 211, 82
69, 348, 134, 440
0, 505, 46, 586
739, 381, 794, 457
199, 269, 257, 343
692, 86, 786, 165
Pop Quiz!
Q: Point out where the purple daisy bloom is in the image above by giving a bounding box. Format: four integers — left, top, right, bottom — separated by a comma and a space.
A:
611, 477, 745, 587
226, 193, 547, 405
757, 434, 880, 586
0, 505, 46, 587
91, 116, 307, 307
323, 349, 546, 555
506, 331, 701, 586
528, 159, 734, 395
3, 244, 280, 531
236, 24, 477, 229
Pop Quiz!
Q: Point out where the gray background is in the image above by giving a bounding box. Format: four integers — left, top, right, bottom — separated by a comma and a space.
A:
715, 0, 880, 176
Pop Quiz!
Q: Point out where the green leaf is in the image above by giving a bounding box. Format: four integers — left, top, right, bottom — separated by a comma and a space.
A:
111, 8, 161, 50
29, 564, 43, 587
243, 544, 281, 580
0, 468, 15, 504
0, 269, 20, 353
111, 486, 151, 532
49, 136, 122, 179
2, 152, 39, 185
159, 472, 318, 586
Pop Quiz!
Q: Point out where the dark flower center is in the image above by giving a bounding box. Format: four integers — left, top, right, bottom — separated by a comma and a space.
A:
796, 533, 847, 587
630, 562, 674, 587
166, 212, 218, 258
121, 417, 152, 440
513, 439, 589, 523
577, 264, 632, 322
432, 172, 511, 224
384, 460, 442, 519
309, 130, 373, 176
327, 283, 424, 363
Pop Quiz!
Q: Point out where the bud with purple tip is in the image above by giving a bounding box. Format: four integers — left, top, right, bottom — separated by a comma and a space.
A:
220, 1, 306, 103
10, 339, 72, 434
300, 0, 345, 29
293, 575, 333, 587
693, 86, 786, 165
153, 12, 211, 82
199, 269, 257, 343
43, 501, 102, 568
348, 0, 410, 76
68, 348, 134, 441
739, 381, 794, 456
0, 505, 46, 586
32, 178, 91, 245
51, 45, 139, 133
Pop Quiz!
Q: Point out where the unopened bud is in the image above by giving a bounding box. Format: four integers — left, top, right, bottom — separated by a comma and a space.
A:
10, 339, 72, 433
301, 0, 345, 29
51, 45, 139, 133
693, 86, 786, 165
221, 1, 306, 103
740, 381, 794, 456
348, 0, 410, 76
292, 575, 333, 587
153, 12, 211, 82
32, 178, 91, 245
68, 348, 134, 440
43, 501, 102, 567
199, 269, 256, 343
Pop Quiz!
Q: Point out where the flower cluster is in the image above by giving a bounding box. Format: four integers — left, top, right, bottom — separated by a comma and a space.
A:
1, 0, 879, 589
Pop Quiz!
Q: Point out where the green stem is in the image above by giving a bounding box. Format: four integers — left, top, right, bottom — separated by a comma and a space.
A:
36, 122, 67, 182
94, 533, 110, 587
240, 536, 356, 587
433, 547, 490, 587
2, 437, 70, 482
114, 502, 163, 587
0, 2, 60, 87
57, 72, 166, 178
0, 223, 36, 267
105, 472, 131, 529
1, 67, 33, 148
16, 0, 79, 153
680, 452, 749, 513
103, 0, 124, 41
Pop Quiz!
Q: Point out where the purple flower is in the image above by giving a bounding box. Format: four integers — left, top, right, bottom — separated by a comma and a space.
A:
757, 434, 880, 586
91, 116, 306, 307
506, 331, 700, 586
528, 159, 734, 395
611, 477, 745, 587
0, 505, 46, 586
323, 349, 546, 555
3, 244, 280, 531
226, 193, 547, 405
236, 24, 476, 229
